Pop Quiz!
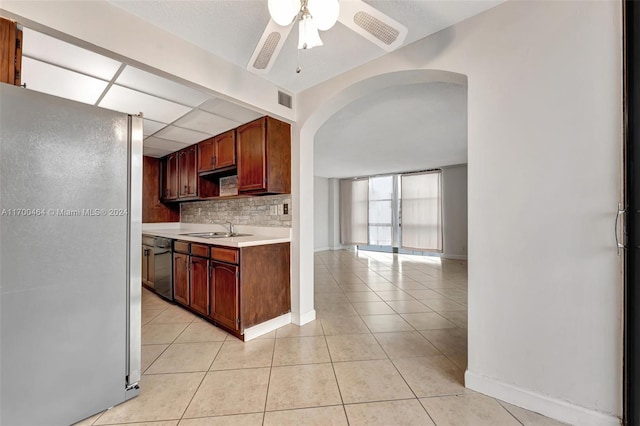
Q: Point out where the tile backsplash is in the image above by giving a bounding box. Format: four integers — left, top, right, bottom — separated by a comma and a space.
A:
180, 194, 291, 227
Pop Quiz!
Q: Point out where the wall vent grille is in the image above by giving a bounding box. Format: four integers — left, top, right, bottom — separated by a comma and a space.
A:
278, 91, 292, 109
353, 11, 399, 45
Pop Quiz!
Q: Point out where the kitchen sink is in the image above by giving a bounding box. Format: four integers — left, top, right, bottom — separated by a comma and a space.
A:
179, 232, 252, 238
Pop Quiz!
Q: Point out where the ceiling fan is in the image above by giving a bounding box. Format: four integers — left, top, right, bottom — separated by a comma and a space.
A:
247, 0, 408, 74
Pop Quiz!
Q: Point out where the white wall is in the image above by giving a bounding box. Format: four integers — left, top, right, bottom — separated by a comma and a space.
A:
314, 176, 330, 251
295, 2, 623, 425
442, 165, 468, 259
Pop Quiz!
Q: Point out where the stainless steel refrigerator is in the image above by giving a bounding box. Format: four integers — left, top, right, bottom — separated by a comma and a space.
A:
0, 83, 142, 425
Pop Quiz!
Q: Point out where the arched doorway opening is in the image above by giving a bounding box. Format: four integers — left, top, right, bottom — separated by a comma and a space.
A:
291, 69, 469, 367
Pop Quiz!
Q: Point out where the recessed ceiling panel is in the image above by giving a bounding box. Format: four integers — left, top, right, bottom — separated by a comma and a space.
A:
21, 57, 108, 105
143, 119, 167, 136
99, 85, 191, 123
144, 136, 191, 151
143, 146, 173, 158
198, 98, 263, 124
153, 125, 211, 145
21, 27, 122, 81
173, 109, 240, 136
116, 66, 210, 107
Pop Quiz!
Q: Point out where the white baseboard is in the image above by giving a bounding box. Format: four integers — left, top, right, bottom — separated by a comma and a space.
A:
442, 254, 468, 260
291, 309, 316, 326
243, 313, 291, 341
314, 247, 331, 252
465, 370, 621, 426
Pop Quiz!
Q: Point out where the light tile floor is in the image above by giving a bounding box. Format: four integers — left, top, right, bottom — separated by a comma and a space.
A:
74, 250, 566, 426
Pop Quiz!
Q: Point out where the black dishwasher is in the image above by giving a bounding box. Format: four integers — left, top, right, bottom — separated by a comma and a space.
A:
153, 237, 173, 301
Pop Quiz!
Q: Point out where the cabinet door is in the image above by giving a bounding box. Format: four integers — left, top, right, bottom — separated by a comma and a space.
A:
162, 153, 179, 200
173, 252, 190, 306
209, 262, 240, 330
141, 245, 148, 285
0, 17, 21, 86
186, 146, 198, 197
179, 146, 198, 198
141, 245, 155, 288
237, 118, 266, 192
198, 138, 215, 173
178, 150, 189, 198
214, 130, 236, 169
189, 257, 209, 315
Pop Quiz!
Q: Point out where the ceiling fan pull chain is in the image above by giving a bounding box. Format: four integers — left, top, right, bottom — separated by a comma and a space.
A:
296, 47, 302, 74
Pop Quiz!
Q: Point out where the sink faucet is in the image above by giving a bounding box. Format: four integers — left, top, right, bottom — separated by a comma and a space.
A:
226, 221, 234, 234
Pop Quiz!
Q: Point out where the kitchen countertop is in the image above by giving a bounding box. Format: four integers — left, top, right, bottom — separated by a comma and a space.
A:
142, 223, 291, 248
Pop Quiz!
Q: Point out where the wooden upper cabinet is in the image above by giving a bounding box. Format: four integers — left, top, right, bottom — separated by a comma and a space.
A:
237, 119, 266, 192
160, 116, 290, 202
198, 130, 236, 174
198, 137, 215, 173
179, 145, 197, 198
214, 130, 236, 169
162, 152, 179, 201
237, 117, 290, 194
0, 16, 22, 86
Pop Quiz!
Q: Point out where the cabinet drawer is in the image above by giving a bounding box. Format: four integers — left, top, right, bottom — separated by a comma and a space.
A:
191, 243, 210, 258
174, 241, 190, 254
211, 247, 239, 264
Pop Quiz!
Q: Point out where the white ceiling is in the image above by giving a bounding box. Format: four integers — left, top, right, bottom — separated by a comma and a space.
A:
314, 82, 467, 178
107, 0, 502, 93
17, 1, 486, 172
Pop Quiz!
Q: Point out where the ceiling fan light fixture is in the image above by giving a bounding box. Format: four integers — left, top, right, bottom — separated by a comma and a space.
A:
268, 0, 301, 26
297, 14, 323, 49
307, 0, 339, 31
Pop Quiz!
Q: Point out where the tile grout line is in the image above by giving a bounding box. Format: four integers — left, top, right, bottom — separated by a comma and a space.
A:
496, 399, 527, 426
260, 331, 278, 424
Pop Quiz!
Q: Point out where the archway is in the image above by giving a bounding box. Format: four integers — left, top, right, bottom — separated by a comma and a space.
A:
290, 69, 468, 324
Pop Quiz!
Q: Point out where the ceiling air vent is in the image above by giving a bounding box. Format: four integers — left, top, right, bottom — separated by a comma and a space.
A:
247, 20, 294, 74
253, 32, 281, 70
278, 91, 292, 109
338, 0, 407, 52
353, 11, 399, 45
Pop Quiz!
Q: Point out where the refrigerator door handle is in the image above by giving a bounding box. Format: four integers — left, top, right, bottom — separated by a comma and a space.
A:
126, 114, 143, 391
616, 202, 626, 256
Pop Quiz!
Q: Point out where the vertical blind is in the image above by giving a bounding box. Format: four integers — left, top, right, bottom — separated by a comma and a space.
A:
401, 171, 443, 251
340, 178, 369, 245
368, 176, 394, 246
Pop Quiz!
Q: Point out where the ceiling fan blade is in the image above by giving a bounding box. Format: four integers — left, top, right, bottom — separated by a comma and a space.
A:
247, 19, 294, 74
338, 0, 408, 52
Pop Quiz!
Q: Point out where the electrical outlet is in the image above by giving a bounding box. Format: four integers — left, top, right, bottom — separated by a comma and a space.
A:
283, 203, 288, 215
277, 204, 284, 215
270, 205, 277, 215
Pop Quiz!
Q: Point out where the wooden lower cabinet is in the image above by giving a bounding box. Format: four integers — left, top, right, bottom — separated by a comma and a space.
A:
141, 243, 154, 288
209, 261, 239, 331
189, 256, 209, 316
173, 252, 190, 305
171, 240, 290, 340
